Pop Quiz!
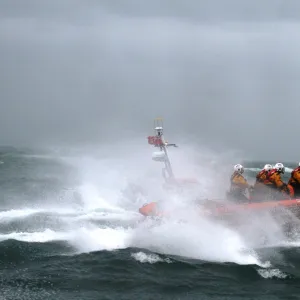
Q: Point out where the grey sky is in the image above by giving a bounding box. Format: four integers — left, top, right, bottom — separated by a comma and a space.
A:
0, 0, 300, 160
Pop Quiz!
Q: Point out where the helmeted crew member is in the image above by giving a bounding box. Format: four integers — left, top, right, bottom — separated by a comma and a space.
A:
227, 164, 252, 203
267, 163, 293, 199
288, 163, 300, 198
255, 164, 273, 185
252, 164, 273, 201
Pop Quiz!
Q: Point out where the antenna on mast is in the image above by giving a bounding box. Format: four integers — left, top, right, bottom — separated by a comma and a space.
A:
147, 118, 177, 181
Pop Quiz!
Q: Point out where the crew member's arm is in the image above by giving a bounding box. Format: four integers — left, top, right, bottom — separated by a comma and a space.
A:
256, 171, 264, 182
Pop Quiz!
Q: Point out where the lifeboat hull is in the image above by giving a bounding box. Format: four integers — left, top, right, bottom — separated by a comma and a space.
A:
139, 198, 300, 218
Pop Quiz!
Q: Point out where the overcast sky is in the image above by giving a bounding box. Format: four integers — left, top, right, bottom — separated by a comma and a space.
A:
0, 0, 300, 160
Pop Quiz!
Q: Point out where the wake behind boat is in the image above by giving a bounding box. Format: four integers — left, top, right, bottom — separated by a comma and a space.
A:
138, 119, 300, 223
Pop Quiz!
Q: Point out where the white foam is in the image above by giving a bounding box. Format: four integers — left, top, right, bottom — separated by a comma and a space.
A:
0, 226, 132, 253
0, 208, 41, 222
68, 226, 132, 252
131, 251, 172, 264
257, 268, 288, 279
74, 211, 140, 222
130, 215, 262, 266
0, 207, 85, 222
0, 229, 67, 243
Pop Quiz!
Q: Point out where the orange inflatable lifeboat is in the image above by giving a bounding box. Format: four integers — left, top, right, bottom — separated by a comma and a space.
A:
140, 118, 300, 220
139, 198, 300, 218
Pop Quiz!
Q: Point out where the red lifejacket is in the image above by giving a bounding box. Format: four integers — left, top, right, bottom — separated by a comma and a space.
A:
256, 169, 268, 183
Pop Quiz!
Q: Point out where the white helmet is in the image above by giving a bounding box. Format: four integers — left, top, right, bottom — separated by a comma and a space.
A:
263, 164, 272, 171
234, 164, 244, 174
274, 162, 285, 174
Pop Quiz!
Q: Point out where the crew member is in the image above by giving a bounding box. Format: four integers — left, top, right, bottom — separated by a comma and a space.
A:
255, 164, 273, 185
227, 164, 252, 203
288, 163, 300, 198
267, 163, 293, 199
252, 164, 273, 201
